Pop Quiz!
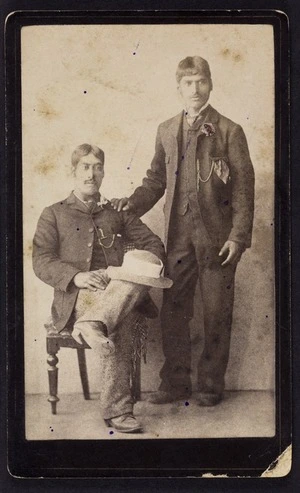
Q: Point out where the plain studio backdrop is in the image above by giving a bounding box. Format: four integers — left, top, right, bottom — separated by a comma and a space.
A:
22, 24, 275, 401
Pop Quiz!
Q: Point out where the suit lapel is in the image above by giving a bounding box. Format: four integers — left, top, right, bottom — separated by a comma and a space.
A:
66, 192, 104, 215
161, 106, 221, 184
196, 106, 220, 171
66, 192, 88, 213
167, 111, 183, 140
163, 106, 219, 149
204, 105, 219, 124
160, 113, 182, 204
197, 107, 230, 193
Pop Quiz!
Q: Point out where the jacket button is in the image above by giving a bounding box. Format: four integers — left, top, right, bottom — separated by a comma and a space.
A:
88, 242, 92, 247
89, 227, 93, 233
86, 258, 91, 263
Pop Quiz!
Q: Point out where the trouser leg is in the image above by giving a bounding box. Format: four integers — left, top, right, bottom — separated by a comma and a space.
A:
100, 311, 139, 419
73, 281, 147, 418
74, 279, 147, 337
197, 249, 237, 395
159, 213, 198, 396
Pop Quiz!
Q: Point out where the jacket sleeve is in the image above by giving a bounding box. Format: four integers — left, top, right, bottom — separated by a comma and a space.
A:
32, 206, 81, 292
227, 124, 255, 247
129, 124, 167, 217
122, 212, 166, 264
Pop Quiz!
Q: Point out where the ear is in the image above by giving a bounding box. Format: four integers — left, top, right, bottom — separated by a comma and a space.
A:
71, 166, 76, 177
209, 79, 213, 92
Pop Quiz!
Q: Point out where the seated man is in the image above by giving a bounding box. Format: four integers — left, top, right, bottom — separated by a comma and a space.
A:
32, 143, 170, 434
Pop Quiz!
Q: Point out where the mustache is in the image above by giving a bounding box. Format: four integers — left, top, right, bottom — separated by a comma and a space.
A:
84, 180, 96, 184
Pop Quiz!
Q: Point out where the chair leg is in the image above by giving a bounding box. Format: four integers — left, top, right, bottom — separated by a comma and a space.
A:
47, 352, 59, 415
77, 348, 90, 400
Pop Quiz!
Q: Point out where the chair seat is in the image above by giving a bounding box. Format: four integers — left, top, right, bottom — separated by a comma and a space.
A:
45, 317, 72, 336
45, 318, 91, 349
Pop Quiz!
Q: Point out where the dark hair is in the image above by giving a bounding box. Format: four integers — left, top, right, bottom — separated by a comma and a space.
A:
71, 144, 105, 169
176, 56, 211, 83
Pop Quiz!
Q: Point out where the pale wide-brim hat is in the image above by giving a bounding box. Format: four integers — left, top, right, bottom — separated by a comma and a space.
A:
106, 250, 173, 289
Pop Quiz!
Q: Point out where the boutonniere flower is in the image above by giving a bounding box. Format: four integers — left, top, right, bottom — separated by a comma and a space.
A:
200, 123, 215, 137
97, 195, 109, 208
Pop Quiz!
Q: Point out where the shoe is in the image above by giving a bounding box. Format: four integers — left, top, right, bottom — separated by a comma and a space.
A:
72, 322, 115, 355
104, 414, 143, 433
147, 390, 191, 404
197, 392, 223, 406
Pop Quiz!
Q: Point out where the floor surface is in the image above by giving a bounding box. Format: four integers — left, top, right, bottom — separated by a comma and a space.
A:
26, 390, 275, 440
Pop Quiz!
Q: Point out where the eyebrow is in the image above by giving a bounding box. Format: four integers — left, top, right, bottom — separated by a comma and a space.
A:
185, 76, 207, 80
81, 161, 103, 166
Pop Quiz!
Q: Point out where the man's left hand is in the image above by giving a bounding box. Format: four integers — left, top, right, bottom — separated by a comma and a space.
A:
219, 241, 243, 266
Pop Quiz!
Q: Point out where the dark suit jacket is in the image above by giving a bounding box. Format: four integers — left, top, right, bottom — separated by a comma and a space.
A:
33, 193, 165, 332
129, 105, 255, 249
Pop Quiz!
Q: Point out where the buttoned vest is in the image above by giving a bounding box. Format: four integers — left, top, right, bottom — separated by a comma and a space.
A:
172, 114, 205, 216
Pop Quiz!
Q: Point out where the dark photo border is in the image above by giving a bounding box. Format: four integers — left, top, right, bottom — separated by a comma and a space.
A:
3, 5, 292, 480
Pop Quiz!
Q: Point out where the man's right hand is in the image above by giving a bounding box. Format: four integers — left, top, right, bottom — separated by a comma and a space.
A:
110, 197, 135, 212
73, 270, 110, 291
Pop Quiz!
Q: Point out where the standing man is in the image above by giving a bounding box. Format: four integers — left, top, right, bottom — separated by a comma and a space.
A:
112, 56, 255, 406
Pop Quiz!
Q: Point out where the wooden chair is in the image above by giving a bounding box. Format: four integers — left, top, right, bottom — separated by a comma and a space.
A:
45, 312, 148, 415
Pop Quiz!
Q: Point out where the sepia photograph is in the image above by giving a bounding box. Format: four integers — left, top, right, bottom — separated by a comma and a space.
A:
20, 21, 277, 443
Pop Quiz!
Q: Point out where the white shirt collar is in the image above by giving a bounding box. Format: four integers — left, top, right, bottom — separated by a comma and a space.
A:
73, 190, 108, 208
184, 100, 210, 119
